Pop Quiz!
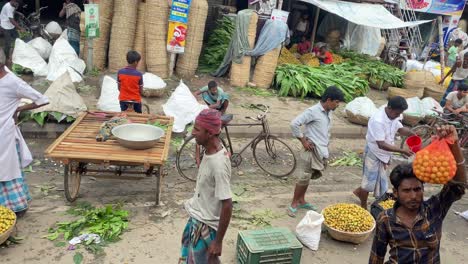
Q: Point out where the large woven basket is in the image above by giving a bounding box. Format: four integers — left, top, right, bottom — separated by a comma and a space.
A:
82, 0, 113, 70
145, 0, 170, 78
345, 110, 369, 126
369, 78, 390, 91
133, 0, 146, 72
387, 86, 424, 99
403, 114, 423, 127
176, 0, 208, 79
0, 213, 16, 245
423, 85, 445, 102
108, 0, 138, 72
142, 87, 168, 98
322, 207, 375, 244
252, 46, 281, 89
230, 12, 258, 87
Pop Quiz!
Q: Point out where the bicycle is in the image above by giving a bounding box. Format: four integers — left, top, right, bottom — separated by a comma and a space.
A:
176, 104, 297, 181
401, 109, 468, 150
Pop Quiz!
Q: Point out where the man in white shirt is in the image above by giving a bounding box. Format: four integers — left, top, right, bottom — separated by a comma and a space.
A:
353, 96, 414, 209
439, 49, 468, 106
444, 83, 468, 116
0, 0, 22, 61
180, 109, 232, 264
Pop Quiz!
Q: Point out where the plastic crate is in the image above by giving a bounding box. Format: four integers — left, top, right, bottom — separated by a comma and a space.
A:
237, 227, 303, 264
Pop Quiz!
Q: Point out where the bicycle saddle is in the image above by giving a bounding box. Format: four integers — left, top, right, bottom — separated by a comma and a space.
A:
221, 114, 233, 126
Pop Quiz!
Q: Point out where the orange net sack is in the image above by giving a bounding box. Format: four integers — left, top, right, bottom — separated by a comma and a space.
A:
413, 138, 457, 184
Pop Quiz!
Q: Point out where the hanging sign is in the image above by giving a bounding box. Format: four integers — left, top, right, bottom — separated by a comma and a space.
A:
167, 21, 187, 54
169, 0, 192, 24
401, 0, 466, 16
271, 9, 289, 23
84, 4, 100, 38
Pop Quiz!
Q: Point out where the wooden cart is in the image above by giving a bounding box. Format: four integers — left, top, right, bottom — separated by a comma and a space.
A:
45, 112, 173, 205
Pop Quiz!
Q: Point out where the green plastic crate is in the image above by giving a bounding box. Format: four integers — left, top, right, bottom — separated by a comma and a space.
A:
236, 227, 303, 264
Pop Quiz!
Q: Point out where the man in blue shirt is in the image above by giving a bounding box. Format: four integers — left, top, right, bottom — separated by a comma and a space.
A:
194, 81, 229, 114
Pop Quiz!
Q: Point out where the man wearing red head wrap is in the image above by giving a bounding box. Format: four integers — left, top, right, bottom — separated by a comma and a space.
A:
179, 109, 232, 264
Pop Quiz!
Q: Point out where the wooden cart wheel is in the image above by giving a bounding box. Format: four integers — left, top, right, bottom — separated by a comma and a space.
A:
64, 162, 85, 202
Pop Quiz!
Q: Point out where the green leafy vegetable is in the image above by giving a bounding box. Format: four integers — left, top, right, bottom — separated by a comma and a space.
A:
147, 120, 169, 130
73, 252, 83, 264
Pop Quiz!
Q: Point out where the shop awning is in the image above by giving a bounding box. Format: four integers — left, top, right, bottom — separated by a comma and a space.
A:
298, 0, 432, 29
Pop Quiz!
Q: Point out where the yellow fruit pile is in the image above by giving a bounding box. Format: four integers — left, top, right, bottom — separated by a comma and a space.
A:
278, 47, 301, 65
323, 203, 374, 233
413, 149, 456, 184
0, 206, 16, 234
300, 53, 320, 67
331, 54, 344, 64
289, 44, 298, 54
378, 199, 395, 210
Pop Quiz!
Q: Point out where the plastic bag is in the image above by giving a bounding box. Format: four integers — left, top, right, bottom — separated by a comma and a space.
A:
404, 97, 424, 118
12, 39, 48, 76
97, 75, 121, 112
59, 29, 68, 40
28, 37, 53, 60
45, 21, 63, 35
47, 38, 86, 82
344, 97, 378, 118
343, 23, 381, 56
143, 73, 167, 90
162, 80, 208, 133
413, 138, 457, 184
421, 97, 443, 117
295, 210, 324, 251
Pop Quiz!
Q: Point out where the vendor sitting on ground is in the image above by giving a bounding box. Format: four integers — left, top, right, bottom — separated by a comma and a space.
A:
194, 81, 230, 114
444, 83, 468, 116
317, 45, 333, 65
297, 36, 311, 55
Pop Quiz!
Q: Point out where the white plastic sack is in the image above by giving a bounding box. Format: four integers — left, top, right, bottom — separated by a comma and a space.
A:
12, 39, 48, 76
404, 97, 424, 118
28, 37, 52, 60
143, 73, 167, 90
47, 38, 86, 82
97, 75, 121, 112
421, 97, 443, 117
343, 23, 381, 56
60, 29, 68, 40
296, 210, 324, 251
344, 97, 378, 118
45, 21, 62, 35
31, 72, 87, 118
162, 80, 208, 133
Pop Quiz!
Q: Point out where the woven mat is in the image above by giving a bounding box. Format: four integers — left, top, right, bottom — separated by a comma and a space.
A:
145, 0, 170, 78
134, 1, 146, 72
252, 47, 281, 89
108, 0, 138, 72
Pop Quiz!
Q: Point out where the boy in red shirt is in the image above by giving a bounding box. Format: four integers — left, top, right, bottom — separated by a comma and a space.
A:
118, 51, 143, 113
317, 45, 333, 65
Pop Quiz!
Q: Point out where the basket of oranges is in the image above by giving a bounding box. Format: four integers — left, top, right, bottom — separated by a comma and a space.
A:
0, 206, 16, 245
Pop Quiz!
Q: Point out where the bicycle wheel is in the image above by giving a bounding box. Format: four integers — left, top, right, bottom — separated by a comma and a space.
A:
176, 136, 229, 181
253, 136, 297, 177
400, 125, 435, 149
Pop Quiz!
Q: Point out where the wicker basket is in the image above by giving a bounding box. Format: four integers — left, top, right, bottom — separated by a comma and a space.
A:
0, 214, 16, 245
387, 86, 424, 99
133, 0, 146, 72
82, 0, 114, 70
403, 114, 423, 127
345, 110, 369, 126
142, 87, 168, 97
369, 77, 391, 91
322, 209, 375, 244
176, 0, 209, 79
145, 0, 170, 78
230, 11, 257, 87
108, 0, 139, 72
252, 46, 281, 89
423, 85, 445, 102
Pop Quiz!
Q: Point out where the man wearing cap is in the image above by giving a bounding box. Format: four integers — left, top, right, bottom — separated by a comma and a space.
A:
179, 109, 232, 264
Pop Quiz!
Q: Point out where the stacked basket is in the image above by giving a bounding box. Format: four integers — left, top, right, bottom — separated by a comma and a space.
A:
108, 0, 138, 72
134, 0, 146, 72
83, 0, 114, 70
252, 46, 281, 89
176, 0, 208, 79
230, 12, 258, 87
145, 0, 170, 78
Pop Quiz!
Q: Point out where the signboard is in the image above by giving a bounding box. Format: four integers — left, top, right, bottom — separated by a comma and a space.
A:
169, 0, 192, 24
271, 9, 289, 23
167, 22, 187, 54
248, 0, 277, 16
401, 0, 466, 16
84, 4, 100, 38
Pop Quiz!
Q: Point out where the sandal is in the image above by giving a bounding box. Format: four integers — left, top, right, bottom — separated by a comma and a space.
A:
287, 206, 298, 217
298, 203, 318, 211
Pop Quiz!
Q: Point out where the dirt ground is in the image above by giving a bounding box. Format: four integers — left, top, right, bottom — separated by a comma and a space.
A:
1, 137, 467, 264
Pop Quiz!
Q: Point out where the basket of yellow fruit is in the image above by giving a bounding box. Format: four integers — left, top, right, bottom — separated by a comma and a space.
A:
0, 206, 16, 245
370, 193, 396, 220
322, 203, 375, 244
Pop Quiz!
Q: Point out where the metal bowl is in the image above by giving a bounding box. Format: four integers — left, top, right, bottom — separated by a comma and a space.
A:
111, 124, 165, 150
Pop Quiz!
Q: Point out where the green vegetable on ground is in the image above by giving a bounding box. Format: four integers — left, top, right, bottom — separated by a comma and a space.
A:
329, 152, 363, 167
